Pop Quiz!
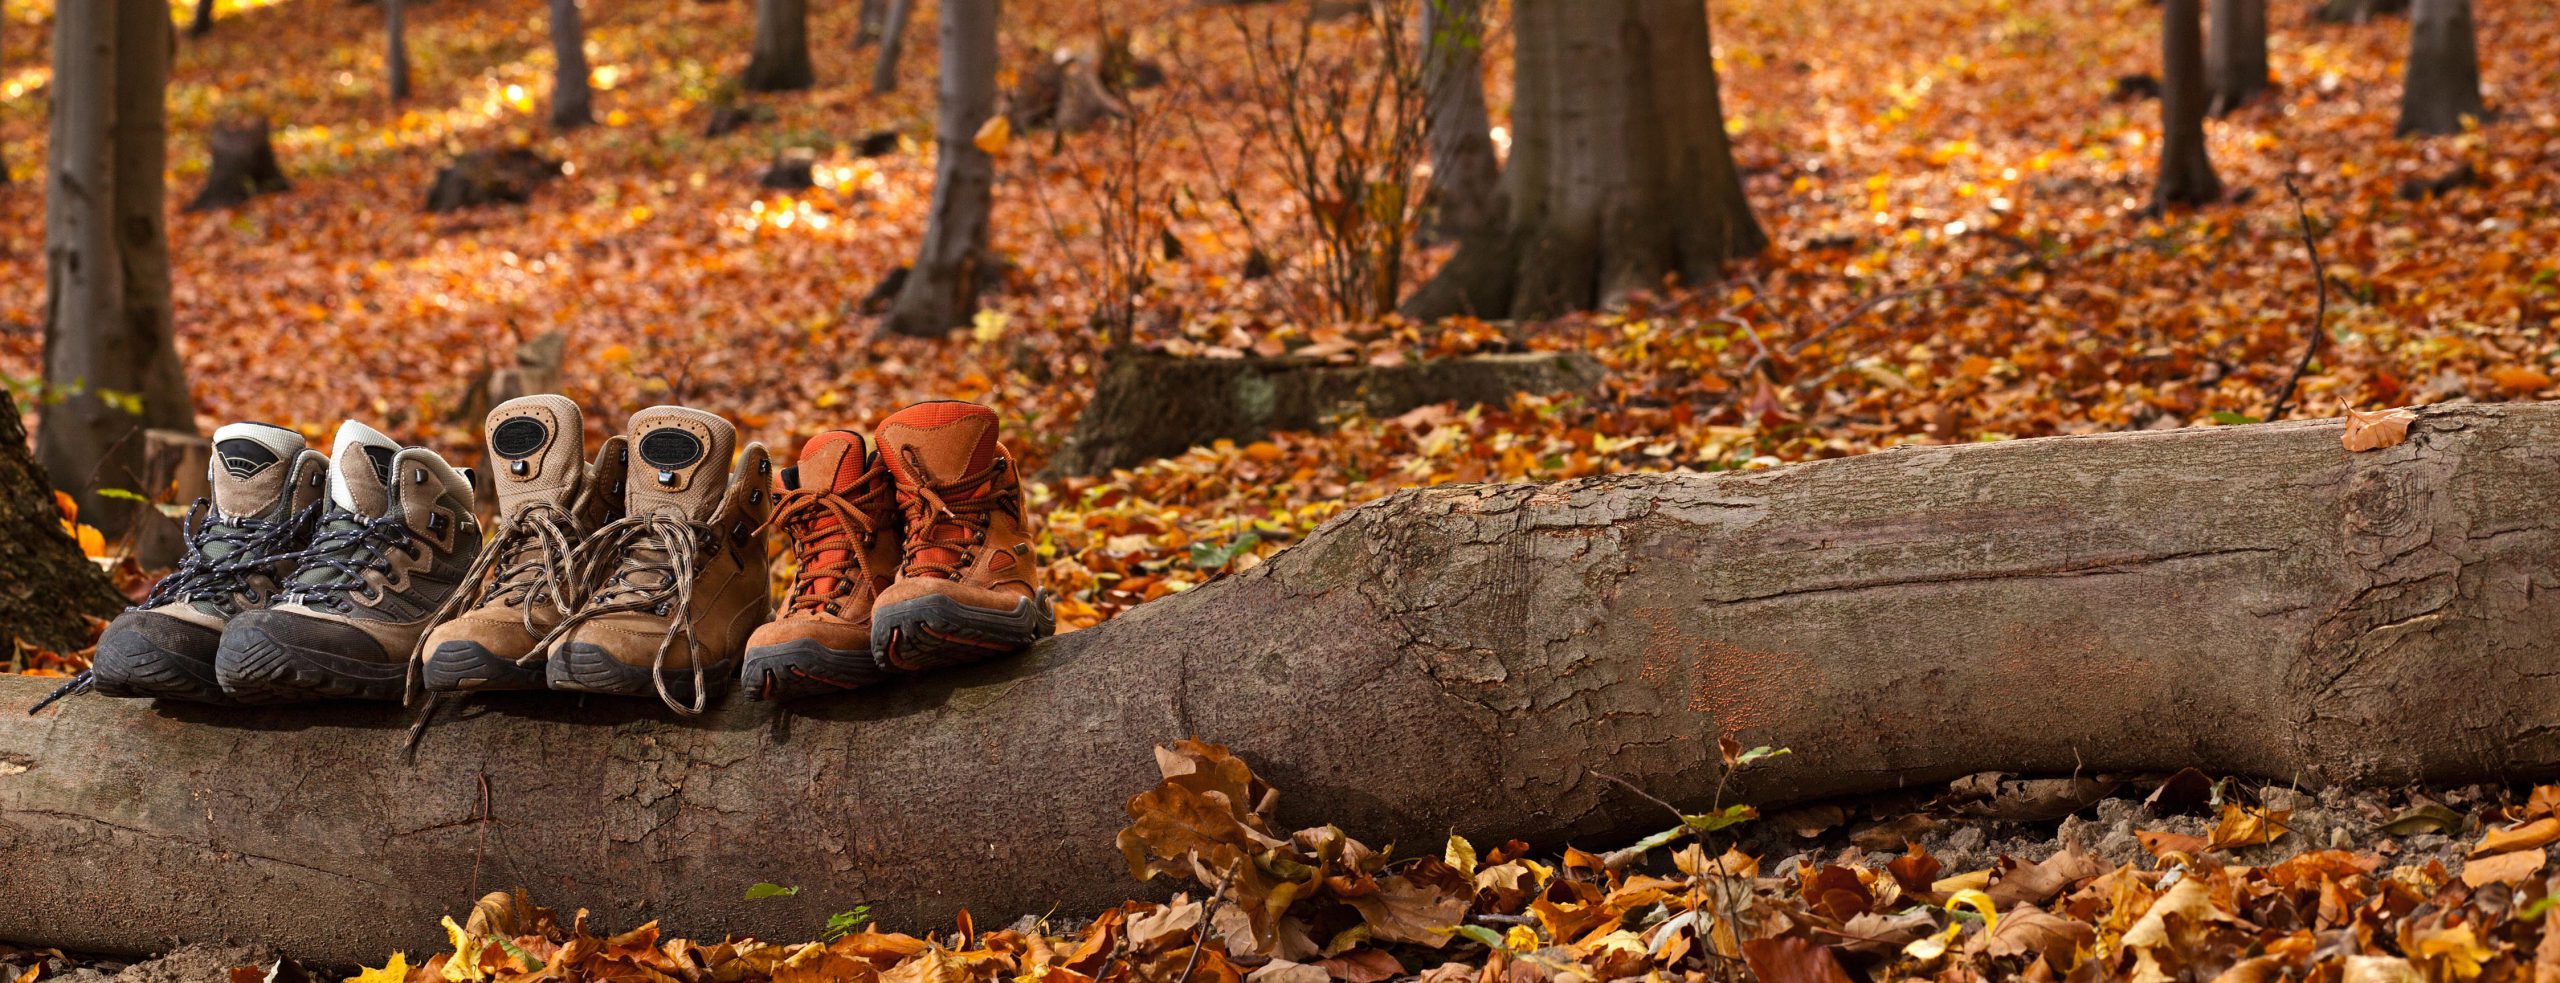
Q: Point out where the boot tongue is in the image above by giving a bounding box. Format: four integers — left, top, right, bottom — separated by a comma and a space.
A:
326, 420, 401, 518
877, 401, 998, 488
623, 406, 736, 521
486, 395, 586, 520
208, 422, 308, 521
789, 430, 875, 600
877, 402, 1002, 577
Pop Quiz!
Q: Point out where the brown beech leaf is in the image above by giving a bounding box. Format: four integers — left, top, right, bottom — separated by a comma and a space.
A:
2341, 407, 2418, 452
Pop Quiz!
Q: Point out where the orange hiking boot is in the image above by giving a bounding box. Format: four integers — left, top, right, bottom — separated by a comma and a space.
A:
869, 401, 1054, 673
741, 430, 904, 701
543, 406, 773, 714
415, 395, 625, 695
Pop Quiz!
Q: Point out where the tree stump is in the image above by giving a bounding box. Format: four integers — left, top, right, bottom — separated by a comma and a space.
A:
423, 148, 564, 213
129, 429, 213, 570
759, 147, 818, 190
1048, 349, 1605, 475
185, 116, 291, 212
0, 391, 127, 651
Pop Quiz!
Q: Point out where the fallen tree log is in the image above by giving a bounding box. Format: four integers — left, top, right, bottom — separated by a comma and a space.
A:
8, 403, 2560, 961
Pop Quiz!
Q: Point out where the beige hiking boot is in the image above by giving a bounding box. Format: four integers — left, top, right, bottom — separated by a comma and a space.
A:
543, 406, 773, 713
414, 395, 625, 695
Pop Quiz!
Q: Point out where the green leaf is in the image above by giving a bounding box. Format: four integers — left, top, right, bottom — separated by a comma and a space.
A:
95, 488, 149, 504
1189, 531, 1261, 571
745, 882, 800, 900
2380, 803, 2463, 836
822, 905, 874, 941
1624, 825, 1690, 855
1733, 746, 1790, 767
2523, 894, 2560, 920
1681, 804, 1759, 833
2209, 411, 2260, 426
1454, 924, 1508, 950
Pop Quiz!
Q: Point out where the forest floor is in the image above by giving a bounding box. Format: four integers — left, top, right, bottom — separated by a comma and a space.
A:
3, 0, 2560, 978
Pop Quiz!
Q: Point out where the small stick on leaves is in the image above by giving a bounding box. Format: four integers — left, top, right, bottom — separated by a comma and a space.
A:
2268, 176, 2329, 421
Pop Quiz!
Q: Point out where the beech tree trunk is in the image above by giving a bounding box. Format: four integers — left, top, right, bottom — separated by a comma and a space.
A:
15, 403, 2560, 961
0, 392, 126, 652
188, 0, 216, 38
742, 0, 816, 92
548, 0, 594, 130
882, 0, 998, 337
871, 0, 917, 94
385, 0, 411, 102
854, 0, 888, 49
2205, 0, 2269, 116
2396, 0, 2484, 137
2155, 0, 2222, 210
2316, 0, 2406, 24
1418, 0, 1500, 242
39, 0, 195, 537
1402, 0, 1764, 322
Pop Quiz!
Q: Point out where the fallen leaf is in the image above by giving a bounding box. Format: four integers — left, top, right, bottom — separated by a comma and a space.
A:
1738, 936, 1853, 983
2460, 846, 2545, 888
2341, 406, 2418, 452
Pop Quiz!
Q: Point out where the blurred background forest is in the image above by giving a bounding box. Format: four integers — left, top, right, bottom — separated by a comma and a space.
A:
0, 0, 2549, 643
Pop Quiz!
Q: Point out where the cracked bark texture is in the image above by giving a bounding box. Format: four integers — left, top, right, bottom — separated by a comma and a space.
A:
11, 404, 2560, 960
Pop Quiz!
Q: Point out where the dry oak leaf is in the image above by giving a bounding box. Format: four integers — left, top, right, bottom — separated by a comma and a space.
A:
1985, 846, 2107, 908
2341, 407, 2418, 452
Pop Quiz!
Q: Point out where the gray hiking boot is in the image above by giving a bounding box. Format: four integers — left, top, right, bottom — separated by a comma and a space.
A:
215, 421, 484, 703
91, 422, 330, 703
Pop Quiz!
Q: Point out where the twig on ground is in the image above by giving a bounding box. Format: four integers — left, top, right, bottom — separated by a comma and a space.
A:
1173, 861, 1242, 983
2268, 175, 2329, 421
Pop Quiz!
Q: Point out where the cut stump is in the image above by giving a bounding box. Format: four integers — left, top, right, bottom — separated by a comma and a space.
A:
1048, 349, 1606, 475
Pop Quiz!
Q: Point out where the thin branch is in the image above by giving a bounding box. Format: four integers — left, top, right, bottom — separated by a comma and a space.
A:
2267, 175, 2328, 420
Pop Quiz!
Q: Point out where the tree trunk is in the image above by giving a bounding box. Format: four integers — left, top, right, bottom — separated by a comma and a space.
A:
870, 0, 918, 95
1418, 0, 1500, 242
13, 403, 2560, 961
2396, 0, 2484, 137
385, 0, 411, 103
0, 392, 127, 653
40, 0, 195, 537
742, 0, 816, 92
1402, 0, 1765, 322
882, 0, 998, 337
549, 0, 594, 130
187, 0, 216, 38
2205, 0, 2269, 116
854, 0, 888, 49
2154, 0, 2222, 210
2315, 0, 2406, 24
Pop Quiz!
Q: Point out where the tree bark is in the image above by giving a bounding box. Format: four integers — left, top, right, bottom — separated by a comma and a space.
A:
2155, 0, 2222, 210
870, 0, 917, 95
39, 0, 195, 537
854, 0, 889, 49
882, 0, 998, 337
1418, 0, 1500, 242
2315, 0, 2406, 24
1402, 0, 1765, 322
385, 0, 411, 103
187, 0, 216, 38
14, 404, 2560, 960
2205, 0, 2269, 116
549, 0, 594, 130
742, 0, 816, 92
2396, 0, 2484, 137
0, 392, 126, 652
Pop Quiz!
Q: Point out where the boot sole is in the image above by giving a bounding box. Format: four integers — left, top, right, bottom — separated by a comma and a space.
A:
91, 621, 231, 704
423, 641, 548, 693
548, 642, 733, 705
741, 639, 891, 702
215, 625, 408, 704
870, 593, 1054, 675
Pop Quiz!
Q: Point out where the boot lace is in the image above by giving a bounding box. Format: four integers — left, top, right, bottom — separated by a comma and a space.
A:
895, 449, 1018, 579
403, 505, 582, 704
139, 499, 320, 611
539, 512, 720, 716
767, 479, 892, 614
282, 511, 420, 613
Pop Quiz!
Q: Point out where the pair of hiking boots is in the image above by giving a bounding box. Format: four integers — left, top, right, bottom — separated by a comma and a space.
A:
419, 396, 1053, 708
91, 420, 484, 704
413, 397, 774, 713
